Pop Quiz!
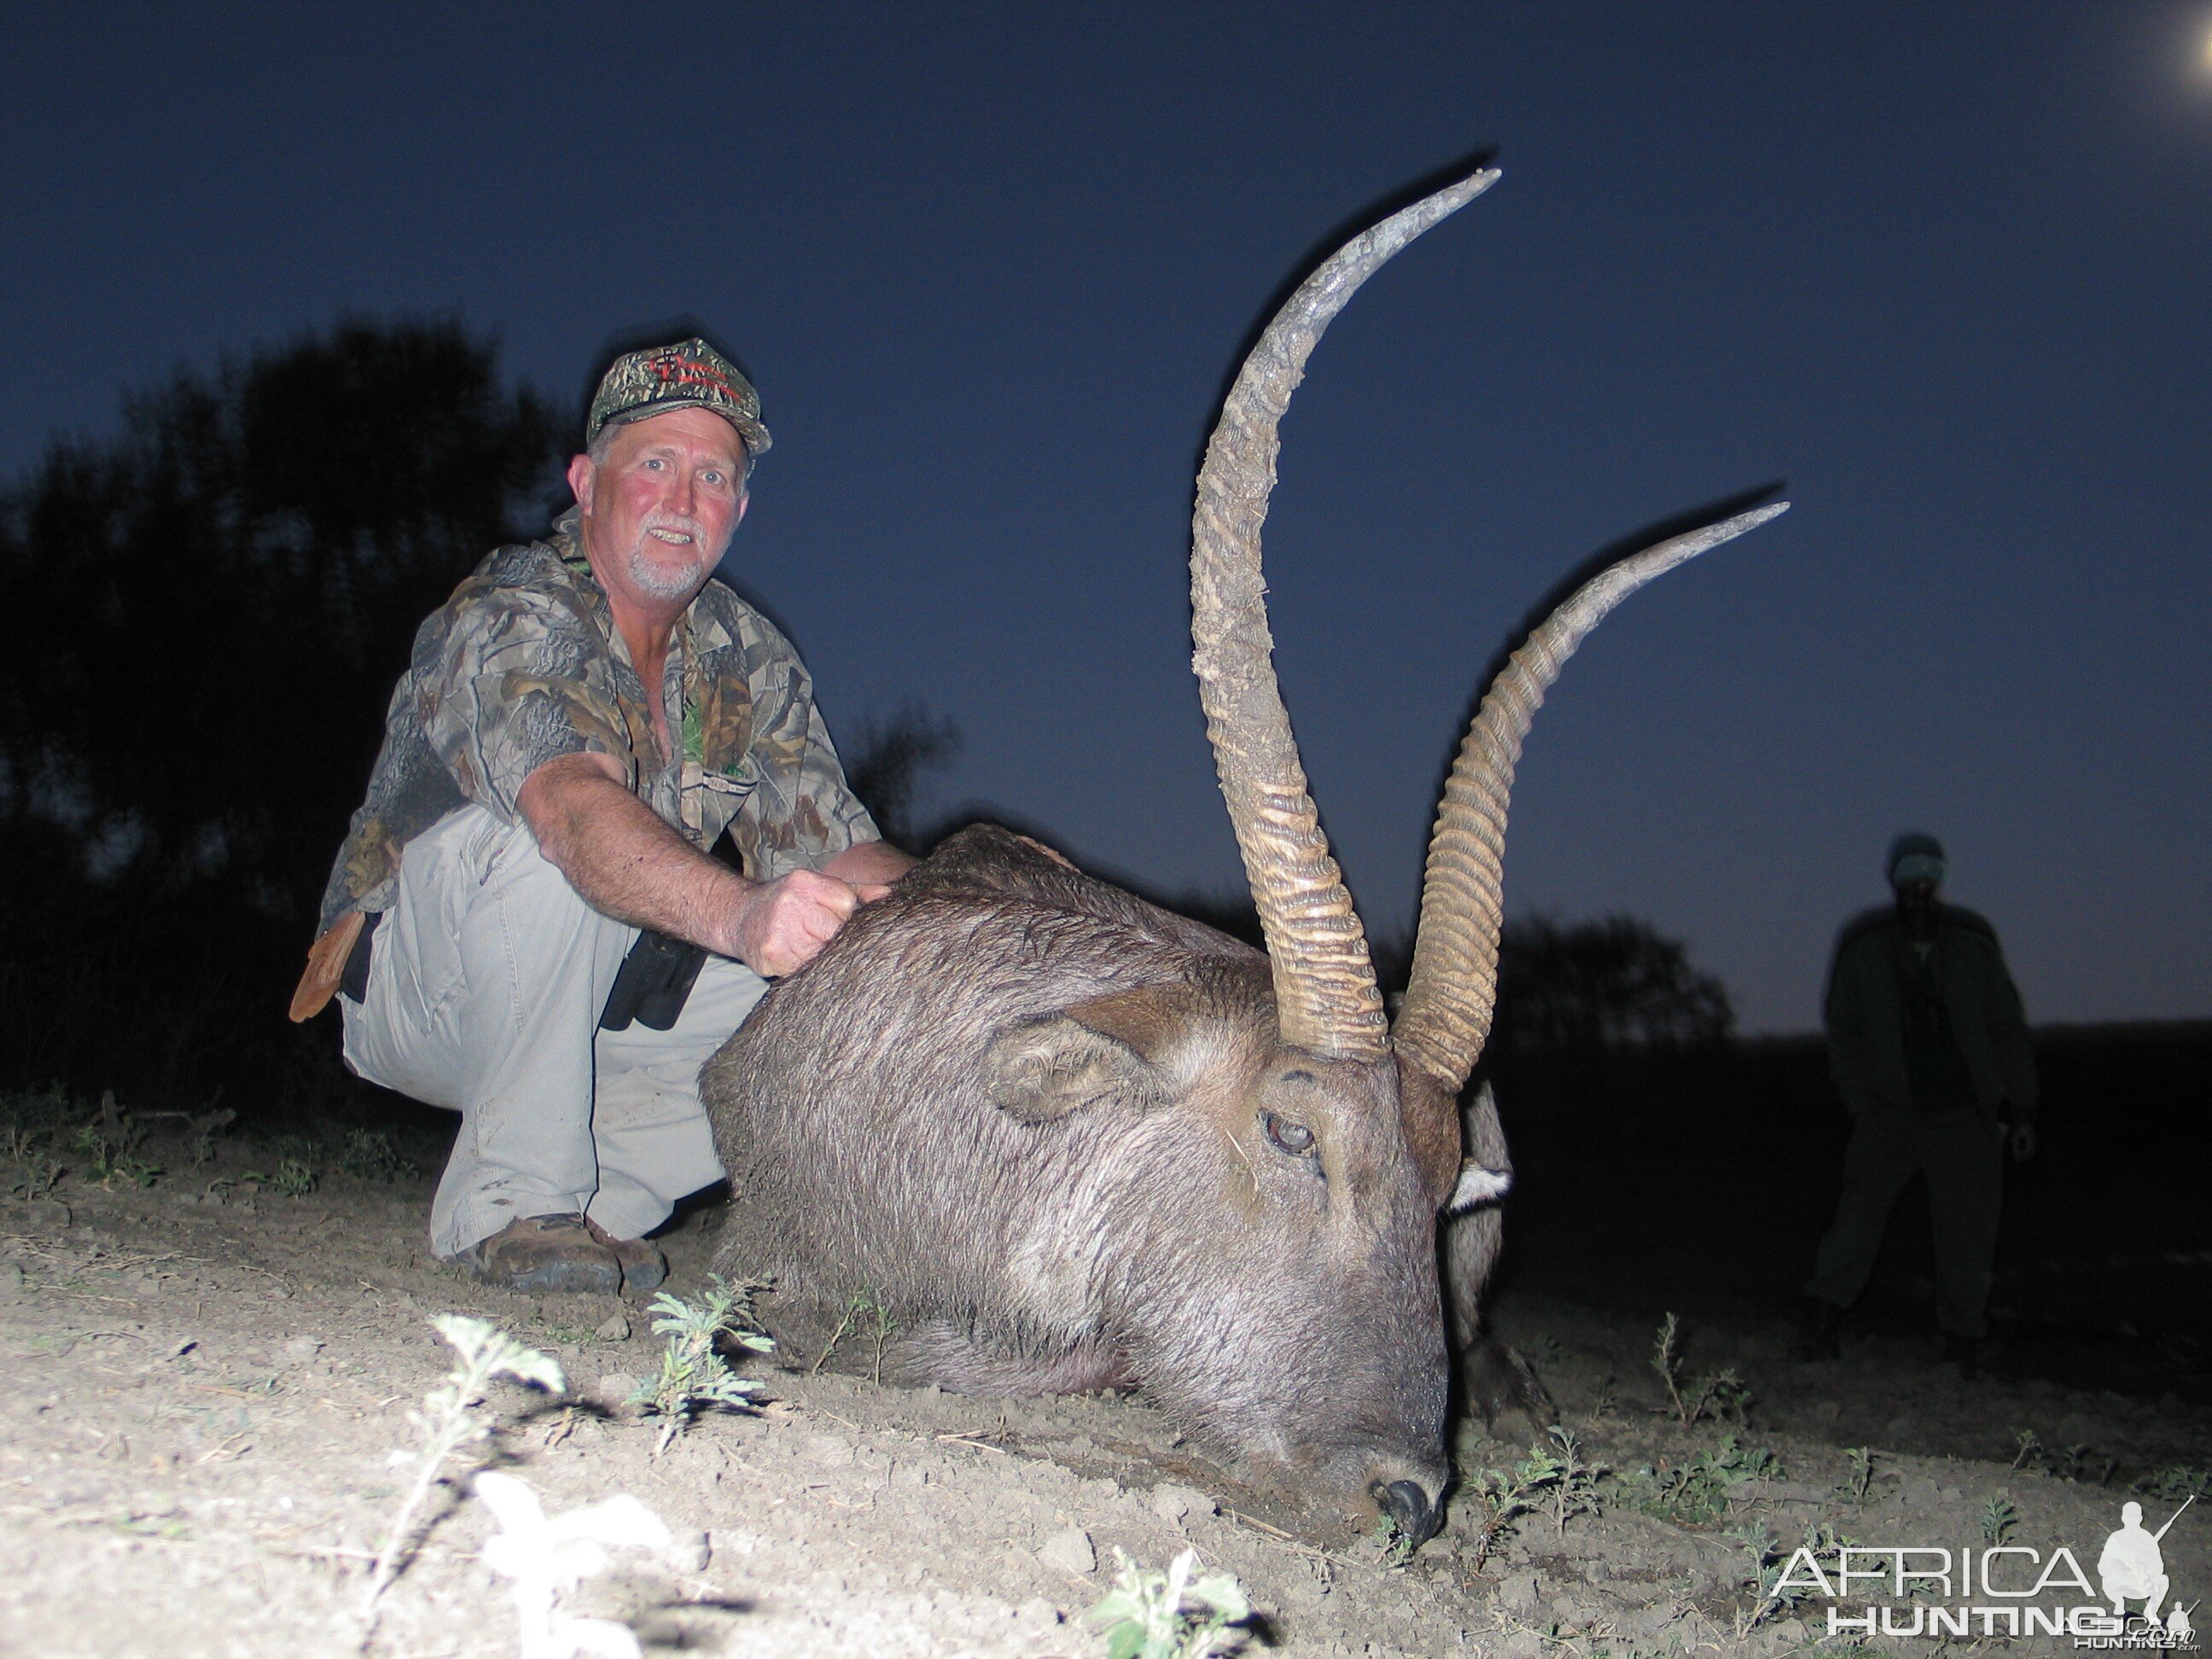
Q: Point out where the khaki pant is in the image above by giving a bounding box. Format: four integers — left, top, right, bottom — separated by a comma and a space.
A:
340, 806, 765, 1258
1806, 1107, 2005, 1339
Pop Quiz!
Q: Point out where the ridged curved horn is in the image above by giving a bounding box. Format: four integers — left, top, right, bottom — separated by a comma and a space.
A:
1391, 504, 1790, 1093
1191, 167, 1499, 1058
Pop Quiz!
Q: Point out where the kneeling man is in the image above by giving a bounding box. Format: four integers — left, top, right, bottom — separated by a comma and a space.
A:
292, 339, 911, 1292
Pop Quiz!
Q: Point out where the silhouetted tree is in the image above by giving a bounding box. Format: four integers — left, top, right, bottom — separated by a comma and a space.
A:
0, 316, 563, 914
1489, 915, 1734, 1057
0, 317, 563, 1107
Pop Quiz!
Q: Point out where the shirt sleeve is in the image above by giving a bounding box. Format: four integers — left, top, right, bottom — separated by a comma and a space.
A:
418, 587, 637, 824
727, 649, 881, 882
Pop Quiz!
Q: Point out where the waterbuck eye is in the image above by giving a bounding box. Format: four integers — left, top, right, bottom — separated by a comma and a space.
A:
1261, 1109, 1315, 1157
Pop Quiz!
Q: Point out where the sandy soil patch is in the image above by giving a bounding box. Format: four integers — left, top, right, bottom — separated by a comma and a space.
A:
2, 1125, 2205, 1656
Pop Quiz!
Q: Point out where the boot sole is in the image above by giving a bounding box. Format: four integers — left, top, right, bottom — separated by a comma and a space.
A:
463, 1254, 623, 1295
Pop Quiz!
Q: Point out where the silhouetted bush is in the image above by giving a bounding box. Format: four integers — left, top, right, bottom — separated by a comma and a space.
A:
843, 699, 963, 854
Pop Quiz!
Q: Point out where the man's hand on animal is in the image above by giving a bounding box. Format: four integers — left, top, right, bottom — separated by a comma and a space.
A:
517, 753, 905, 977
731, 866, 893, 978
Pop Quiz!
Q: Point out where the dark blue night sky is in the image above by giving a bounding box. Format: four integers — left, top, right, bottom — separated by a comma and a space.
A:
6, 3, 2209, 1031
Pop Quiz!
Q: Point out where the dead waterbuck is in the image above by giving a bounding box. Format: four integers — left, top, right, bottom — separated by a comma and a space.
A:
703, 166, 1785, 1544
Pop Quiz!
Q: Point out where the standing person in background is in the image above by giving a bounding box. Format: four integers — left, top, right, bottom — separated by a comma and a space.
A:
1796, 833, 2038, 1377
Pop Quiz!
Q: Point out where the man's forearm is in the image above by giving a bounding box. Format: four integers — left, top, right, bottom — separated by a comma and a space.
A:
518, 755, 754, 958
823, 838, 916, 887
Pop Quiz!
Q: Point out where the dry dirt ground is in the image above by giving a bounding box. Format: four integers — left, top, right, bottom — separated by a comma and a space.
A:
2, 1121, 2207, 1658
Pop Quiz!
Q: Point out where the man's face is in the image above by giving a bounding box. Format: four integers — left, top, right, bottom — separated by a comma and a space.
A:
1893, 876, 1941, 935
568, 405, 749, 612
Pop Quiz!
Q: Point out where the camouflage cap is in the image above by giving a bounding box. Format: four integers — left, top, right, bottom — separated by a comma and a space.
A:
586, 337, 771, 458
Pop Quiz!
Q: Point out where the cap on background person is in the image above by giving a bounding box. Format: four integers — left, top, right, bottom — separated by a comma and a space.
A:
586, 336, 771, 460
1887, 830, 1947, 889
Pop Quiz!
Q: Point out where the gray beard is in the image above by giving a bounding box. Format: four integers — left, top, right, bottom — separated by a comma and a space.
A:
625, 511, 724, 600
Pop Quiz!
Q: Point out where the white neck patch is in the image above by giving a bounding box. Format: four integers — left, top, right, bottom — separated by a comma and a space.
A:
1447, 1158, 1512, 1214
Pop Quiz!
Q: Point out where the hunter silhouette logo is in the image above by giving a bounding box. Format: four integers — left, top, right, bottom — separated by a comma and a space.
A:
1768, 1494, 2197, 1644
2099, 1498, 2193, 1632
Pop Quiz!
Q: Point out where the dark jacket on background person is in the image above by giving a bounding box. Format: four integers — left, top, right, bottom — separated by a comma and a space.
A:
1824, 905, 2037, 1120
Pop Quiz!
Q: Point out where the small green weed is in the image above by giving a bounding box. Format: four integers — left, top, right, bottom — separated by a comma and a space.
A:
1650, 1313, 1753, 1428
2058, 1443, 2117, 1486
71, 1094, 161, 1189
1735, 1520, 1850, 1635
628, 1276, 777, 1457
863, 1292, 896, 1383
73, 1126, 160, 1188
1838, 1445, 1876, 1502
810, 1284, 897, 1382
1459, 1443, 1567, 1571
1981, 1493, 2019, 1545
239, 1136, 320, 1195
473, 1470, 669, 1659
241, 1158, 316, 1197
1086, 1547, 1252, 1659
8, 1154, 63, 1200
1586, 1374, 1618, 1422
5, 1087, 81, 1196
335, 1128, 410, 1183
1371, 1511, 1417, 1569
185, 1105, 236, 1167
2133, 1465, 2212, 1503
362, 1315, 564, 1631
1621, 1435, 1779, 1526
2011, 1427, 2045, 1470
0, 1083, 73, 1133
1544, 1424, 1607, 1534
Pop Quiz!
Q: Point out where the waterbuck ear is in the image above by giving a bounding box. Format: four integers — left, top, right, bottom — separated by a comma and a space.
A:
984, 985, 1186, 1124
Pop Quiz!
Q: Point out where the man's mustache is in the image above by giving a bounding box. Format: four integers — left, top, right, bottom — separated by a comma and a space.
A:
639, 509, 712, 550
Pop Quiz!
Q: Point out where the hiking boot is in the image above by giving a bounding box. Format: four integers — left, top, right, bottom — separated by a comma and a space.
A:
585, 1218, 667, 1294
1941, 1334, 1980, 1379
457, 1213, 621, 1295
1792, 1297, 1842, 1361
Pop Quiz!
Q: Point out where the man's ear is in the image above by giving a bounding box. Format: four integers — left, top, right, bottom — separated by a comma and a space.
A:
567, 452, 597, 514
984, 984, 1190, 1124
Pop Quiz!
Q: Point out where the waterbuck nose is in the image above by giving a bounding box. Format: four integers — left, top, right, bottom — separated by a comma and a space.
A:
1374, 1477, 1443, 1548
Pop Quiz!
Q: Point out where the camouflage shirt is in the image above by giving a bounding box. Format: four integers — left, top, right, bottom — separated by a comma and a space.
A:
317, 509, 878, 934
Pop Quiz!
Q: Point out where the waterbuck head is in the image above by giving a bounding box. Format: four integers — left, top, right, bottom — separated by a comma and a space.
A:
1139, 166, 1785, 1542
